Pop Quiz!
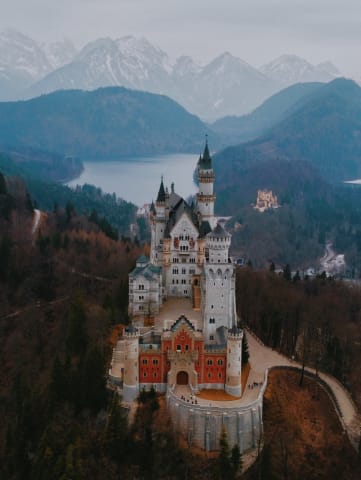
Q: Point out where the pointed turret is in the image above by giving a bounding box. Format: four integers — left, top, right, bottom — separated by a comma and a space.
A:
197, 137, 216, 227
199, 139, 212, 170
156, 177, 166, 203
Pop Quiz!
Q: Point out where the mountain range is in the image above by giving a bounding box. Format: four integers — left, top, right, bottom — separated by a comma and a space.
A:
0, 29, 341, 119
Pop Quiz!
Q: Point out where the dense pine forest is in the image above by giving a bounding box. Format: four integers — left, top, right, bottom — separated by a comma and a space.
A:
1, 169, 361, 479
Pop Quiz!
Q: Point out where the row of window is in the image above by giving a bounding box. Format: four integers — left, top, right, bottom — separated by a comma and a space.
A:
143, 372, 158, 378
172, 279, 191, 285
206, 359, 223, 366
142, 358, 159, 365
172, 257, 196, 263
172, 268, 196, 274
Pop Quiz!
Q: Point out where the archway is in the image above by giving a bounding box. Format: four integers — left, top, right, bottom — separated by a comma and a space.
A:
176, 371, 189, 385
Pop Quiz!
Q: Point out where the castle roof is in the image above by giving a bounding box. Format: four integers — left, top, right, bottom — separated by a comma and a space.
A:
198, 140, 213, 170
129, 260, 161, 281
228, 324, 242, 335
207, 222, 231, 239
199, 220, 212, 238
156, 178, 166, 202
136, 254, 149, 264
170, 315, 196, 332
164, 198, 198, 238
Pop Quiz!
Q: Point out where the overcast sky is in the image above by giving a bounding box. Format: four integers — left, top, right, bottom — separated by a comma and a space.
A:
1, 0, 361, 76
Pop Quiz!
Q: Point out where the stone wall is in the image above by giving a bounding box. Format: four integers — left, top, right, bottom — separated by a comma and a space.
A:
167, 373, 267, 452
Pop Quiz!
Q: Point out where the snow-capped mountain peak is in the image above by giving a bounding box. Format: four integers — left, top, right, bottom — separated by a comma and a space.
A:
260, 54, 340, 85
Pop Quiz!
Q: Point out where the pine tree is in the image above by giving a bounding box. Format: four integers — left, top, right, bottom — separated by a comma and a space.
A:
66, 297, 88, 356
283, 264, 292, 281
242, 331, 250, 365
0, 171, 6, 194
230, 444, 242, 478
104, 393, 128, 463
217, 427, 232, 479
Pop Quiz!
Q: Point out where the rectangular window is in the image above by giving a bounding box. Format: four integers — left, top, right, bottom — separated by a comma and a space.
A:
142, 359, 148, 365
172, 268, 178, 274
182, 268, 186, 274
210, 335, 214, 340
153, 359, 158, 365
139, 284, 144, 290
139, 305, 144, 311
207, 359, 213, 365
209, 318, 215, 324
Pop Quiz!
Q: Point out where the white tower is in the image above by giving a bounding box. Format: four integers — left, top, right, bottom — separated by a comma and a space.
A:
197, 140, 216, 229
123, 326, 140, 402
202, 223, 236, 343
225, 325, 243, 397
150, 178, 166, 266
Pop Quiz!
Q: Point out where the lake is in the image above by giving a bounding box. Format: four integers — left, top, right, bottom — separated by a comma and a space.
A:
66, 153, 198, 206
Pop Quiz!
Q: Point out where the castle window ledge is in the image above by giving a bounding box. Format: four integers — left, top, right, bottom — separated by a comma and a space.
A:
167, 351, 198, 361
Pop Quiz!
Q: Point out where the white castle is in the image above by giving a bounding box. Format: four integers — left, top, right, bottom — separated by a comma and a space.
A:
110, 141, 266, 452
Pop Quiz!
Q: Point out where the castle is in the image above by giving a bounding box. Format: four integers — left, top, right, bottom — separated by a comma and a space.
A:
110, 141, 265, 452
254, 189, 279, 212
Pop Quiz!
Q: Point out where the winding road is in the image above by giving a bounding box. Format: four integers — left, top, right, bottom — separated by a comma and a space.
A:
247, 329, 360, 450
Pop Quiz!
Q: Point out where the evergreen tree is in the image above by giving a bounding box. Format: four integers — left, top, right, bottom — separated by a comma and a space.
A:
80, 346, 107, 412
230, 444, 242, 478
293, 270, 301, 283
283, 264, 292, 281
0, 235, 12, 281
104, 393, 128, 463
242, 331, 250, 365
0, 170, 6, 194
217, 427, 232, 479
66, 297, 88, 356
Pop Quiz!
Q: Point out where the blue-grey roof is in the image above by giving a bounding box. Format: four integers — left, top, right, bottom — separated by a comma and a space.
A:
129, 262, 161, 280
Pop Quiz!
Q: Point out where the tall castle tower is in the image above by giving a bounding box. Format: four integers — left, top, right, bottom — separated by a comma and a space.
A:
197, 140, 216, 229
122, 326, 140, 402
202, 223, 236, 343
225, 326, 243, 396
150, 178, 166, 266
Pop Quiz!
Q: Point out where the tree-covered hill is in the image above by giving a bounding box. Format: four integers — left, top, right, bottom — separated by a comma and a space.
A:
213, 78, 361, 184
211, 81, 322, 142
0, 87, 218, 158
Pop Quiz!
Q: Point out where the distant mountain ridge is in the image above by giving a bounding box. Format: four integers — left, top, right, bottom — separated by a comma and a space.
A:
0, 87, 216, 158
0, 29, 342, 118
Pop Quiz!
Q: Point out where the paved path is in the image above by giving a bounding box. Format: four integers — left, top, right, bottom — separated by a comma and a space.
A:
247, 329, 361, 450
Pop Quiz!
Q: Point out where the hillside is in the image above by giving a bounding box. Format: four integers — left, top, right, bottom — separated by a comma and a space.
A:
0, 156, 139, 239
209, 79, 361, 268
211, 82, 323, 142
213, 78, 361, 184
0, 87, 217, 158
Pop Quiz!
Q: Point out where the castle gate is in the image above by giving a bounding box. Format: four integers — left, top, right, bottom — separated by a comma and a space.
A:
176, 371, 189, 385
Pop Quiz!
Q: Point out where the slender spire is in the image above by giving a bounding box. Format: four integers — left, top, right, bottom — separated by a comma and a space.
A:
199, 136, 212, 170
156, 176, 166, 202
